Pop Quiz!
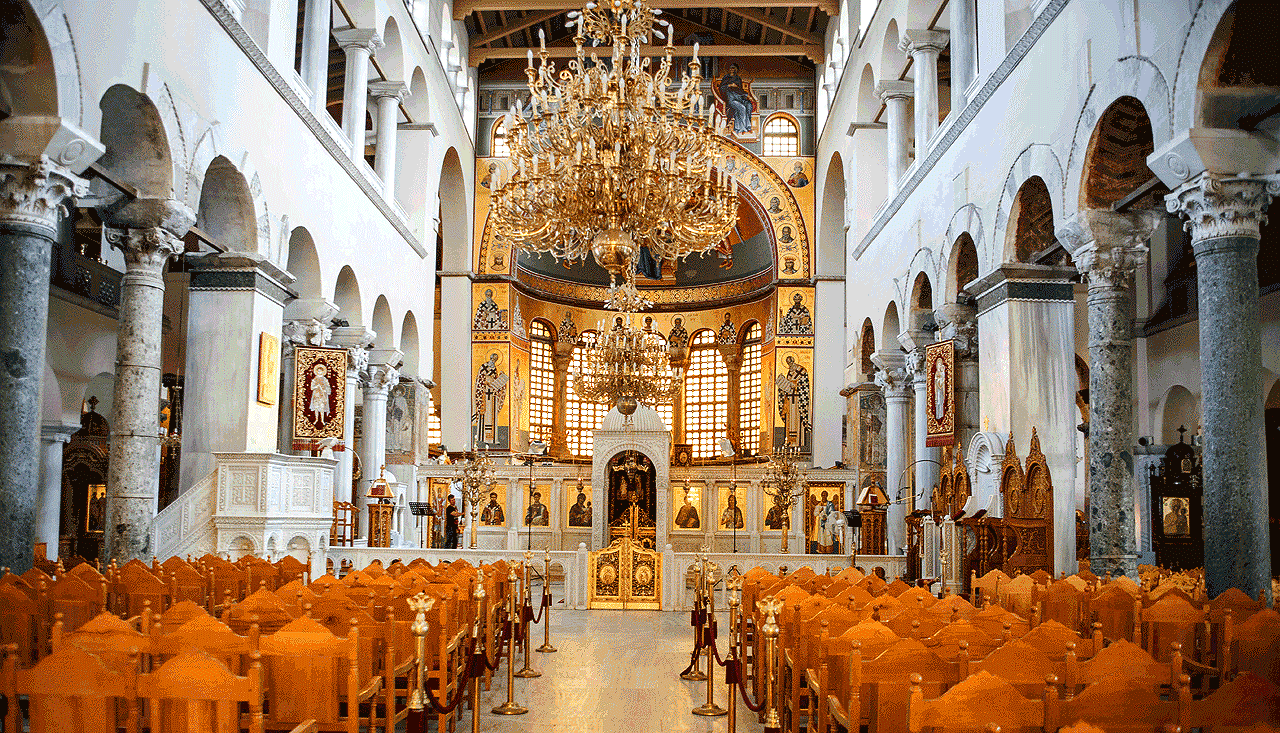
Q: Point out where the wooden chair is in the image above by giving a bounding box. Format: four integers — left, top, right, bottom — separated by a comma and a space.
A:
1187, 671, 1280, 731
1070, 639, 1170, 695
923, 620, 1006, 661
3, 642, 137, 733
970, 603, 1030, 641
848, 637, 964, 733
57, 611, 152, 670
969, 568, 1011, 607
1085, 583, 1141, 643
996, 575, 1035, 620
165, 563, 209, 609
907, 670, 1050, 733
1034, 579, 1085, 633
1019, 619, 1101, 661
137, 650, 266, 733
154, 599, 213, 636
222, 588, 297, 634
1139, 594, 1208, 664
0, 584, 39, 667
1233, 608, 1280, 685
43, 574, 102, 648
257, 616, 382, 733
971, 639, 1063, 698
152, 614, 257, 675
1051, 672, 1187, 733
112, 559, 169, 618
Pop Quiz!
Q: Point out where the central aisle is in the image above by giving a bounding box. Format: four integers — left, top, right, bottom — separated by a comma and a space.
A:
467, 609, 765, 733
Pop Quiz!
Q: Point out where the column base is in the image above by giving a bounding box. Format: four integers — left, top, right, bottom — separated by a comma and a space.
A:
1089, 553, 1139, 580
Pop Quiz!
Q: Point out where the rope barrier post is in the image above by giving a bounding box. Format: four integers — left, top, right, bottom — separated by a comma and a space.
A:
681, 550, 708, 681
693, 559, 726, 716
537, 548, 557, 653
758, 596, 784, 733
515, 551, 541, 678
406, 591, 436, 733
492, 562, 528, 715
472, 569, 486, 733
725, 574, 743, 733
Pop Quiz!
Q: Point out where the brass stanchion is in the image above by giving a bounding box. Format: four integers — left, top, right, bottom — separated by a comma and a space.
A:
759, 596, 784, 733
492, 562, 528, 715
692, 560, 726, 716
725, 574, 743, 733
471, 569, 486, 733
515, 551, 541, 678
406, 592, 436, 733
681, 551, 708, 681
537, 549, 557, 653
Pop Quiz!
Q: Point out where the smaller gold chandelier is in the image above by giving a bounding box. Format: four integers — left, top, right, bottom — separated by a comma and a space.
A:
570, 313, 682, 408
762, 445, 808, 553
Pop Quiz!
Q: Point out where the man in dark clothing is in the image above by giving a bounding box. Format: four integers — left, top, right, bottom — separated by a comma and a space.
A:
445, 496, 461, 548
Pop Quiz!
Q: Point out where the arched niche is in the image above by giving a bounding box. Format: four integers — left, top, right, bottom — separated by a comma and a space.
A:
197, 156, 258, 253
334, 265, 363, 327
98, 84, 174, 197
286, 227, 322, 299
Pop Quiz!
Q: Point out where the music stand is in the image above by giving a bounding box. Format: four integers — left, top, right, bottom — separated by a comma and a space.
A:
410, 502, 432, 548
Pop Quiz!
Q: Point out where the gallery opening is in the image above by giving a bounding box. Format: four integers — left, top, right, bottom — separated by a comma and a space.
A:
1, 0, 1278, 729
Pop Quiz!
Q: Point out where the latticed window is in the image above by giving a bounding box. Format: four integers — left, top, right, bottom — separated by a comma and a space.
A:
567, 331, 608, 456
684, 330, 728, 459
491, 121, 510, 157
428, 390, 442, 445
528, 321, 555, 444
641, 332, 674, 430
739, 322, 762, 455
762, 115, 799, 157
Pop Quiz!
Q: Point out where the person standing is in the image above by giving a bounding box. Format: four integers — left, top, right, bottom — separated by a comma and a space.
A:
445, 496, 461, 548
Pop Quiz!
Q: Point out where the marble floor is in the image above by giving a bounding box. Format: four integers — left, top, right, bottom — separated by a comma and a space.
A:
451, 608, 767, 733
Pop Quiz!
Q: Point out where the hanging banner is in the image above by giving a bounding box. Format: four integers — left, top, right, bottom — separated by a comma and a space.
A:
293, 346, 348, 451
924, 339, 956, 447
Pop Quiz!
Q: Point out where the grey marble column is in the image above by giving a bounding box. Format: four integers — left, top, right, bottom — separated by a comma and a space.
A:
102, 198, 195, 564
279, 301, 337, 454
0, 158, 85, 572
1059, 209, 1162, 580
934, 303, 980, 457
904, 345, 941, 511
1166, 173, 1277, 600
359, 357, 400, 538
900, 30, 949, 149
37, 425, 76, 560
874, 354, 912, 555
876, 81, 914, 189
330, 326, 374, 505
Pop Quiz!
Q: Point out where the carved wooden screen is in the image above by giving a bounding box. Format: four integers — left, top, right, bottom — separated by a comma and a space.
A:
932, 445, 953, 517
1001, 429, 1053, 576
950, 448, 972, 516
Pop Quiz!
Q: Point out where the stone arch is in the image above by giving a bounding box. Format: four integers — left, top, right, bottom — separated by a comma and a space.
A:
371, 295, 395, 350
225, 534, 257, 561
334, 265, 364, 326
286, 534, 311, 564
880, 302, 900, 352
286, 227, 322, 299
879, 18, 902, 81
438, 146, 469, 271
41, 362, 63, 423
966, 431, 1008, 516
853, 64, 887, 237
907, 270, 934, 332
817, 152, 846, 277
398, 66, 433, 236
379, 15, 405, 83
941, 204, 985, 294
1, 0, 82, 125
1159, 385, 1200, 444
1171, 0, 1278, 133
98, 85, 174, 198
858, 318, 875, 378
946, 232, 980, 302
1079, 97, 1159, 212
400, 310, 420, 377
1002, 176, 1056, 265
991, 144, 1065, 268
196, 156, 258, 252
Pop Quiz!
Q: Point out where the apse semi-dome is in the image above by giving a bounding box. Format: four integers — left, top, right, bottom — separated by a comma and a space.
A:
601, 403, 668, 432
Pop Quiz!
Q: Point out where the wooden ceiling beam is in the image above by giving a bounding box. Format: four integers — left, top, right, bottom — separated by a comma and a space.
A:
456, 0, 838, 21
471, 42, 823, 65
727, 7, 822, 45
473, 8, 563, 46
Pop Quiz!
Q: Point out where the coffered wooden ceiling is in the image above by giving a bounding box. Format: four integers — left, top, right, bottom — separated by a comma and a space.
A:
464, 4, 831, 67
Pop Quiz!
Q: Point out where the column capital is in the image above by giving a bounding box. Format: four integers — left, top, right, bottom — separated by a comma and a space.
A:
363, 362, 401, 394
1165, 172, 1280, 243
0, 156, 87, 236
876, 80, 914, 102
40, 423, 78, 444
897, 328, 933, 355
283, 317, 333, 347
905, 347, 927, 383
368, 81, 410, 102
333, 27, 383, 52
899, 29, 949, 55
874, 366, 913, 399
933, 302, 978, 359
105, 226, 185, 272
330, 326, 375, 376
1057, 208, 1161, 291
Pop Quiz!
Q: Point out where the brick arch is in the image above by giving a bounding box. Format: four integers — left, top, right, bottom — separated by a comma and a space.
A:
991, 144, 1065, 270
1079, 96, 1158, 211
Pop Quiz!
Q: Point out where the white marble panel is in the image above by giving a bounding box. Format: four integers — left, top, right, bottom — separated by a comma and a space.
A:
813, 279, 846, 467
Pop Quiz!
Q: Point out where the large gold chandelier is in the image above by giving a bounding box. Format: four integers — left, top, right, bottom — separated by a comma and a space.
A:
489, 0, 739, 300
571, 315, 683, 410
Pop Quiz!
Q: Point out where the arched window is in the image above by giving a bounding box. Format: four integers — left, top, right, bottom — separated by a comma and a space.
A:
491, 120, 509, 157
528, 320, 555, 444
684, 330, 728, 459
567, 331, 608, 456
762, 115, 799, 157
642, 331, 674, 430
739, 322, 762, 455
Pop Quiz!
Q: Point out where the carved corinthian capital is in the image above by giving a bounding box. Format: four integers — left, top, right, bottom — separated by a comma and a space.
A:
105, 226, 185, 272
874, 366, 913, 396
1057, 208, 1162, 292
0, 156, 88, 236
364, 363, 400, 393
1166, 173, 1280, 242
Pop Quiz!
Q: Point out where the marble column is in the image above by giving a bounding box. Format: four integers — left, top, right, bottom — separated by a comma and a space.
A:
0, 158, 85, 572
103, 198, 196, 564
900, 30, 949, 149
876, 81, 914, 189
934, 303, 980, 457
37, 425, 77, 560
905, 346, 941, 510
278, 299, 338, 454
813, 278, 846, 467
873, 353, 912, 555
300, 0, 333, 115
368, 81, 409, 197
969, 263, 1079, 574
719, 343, 743, 450
669, 344, 689, 446
1166, 173, 1277, 600
330, 326, 373, 504
948, 0, 975, 114
1058, 209, 1161, 580
359, 355, 400, 538
550, 340, 574, 459
333, 28, 383, 162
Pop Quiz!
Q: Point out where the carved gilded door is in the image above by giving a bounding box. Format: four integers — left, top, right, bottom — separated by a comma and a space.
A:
588, 537, 661, 610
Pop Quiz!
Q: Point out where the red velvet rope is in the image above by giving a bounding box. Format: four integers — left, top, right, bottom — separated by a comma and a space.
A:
424, 635, 479, 714
733, 659, 768, 713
